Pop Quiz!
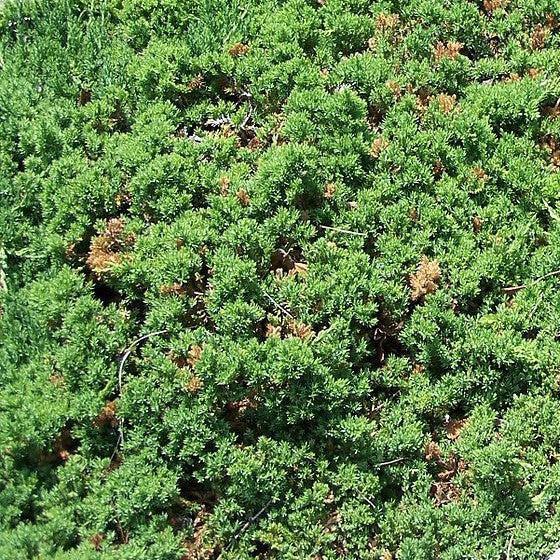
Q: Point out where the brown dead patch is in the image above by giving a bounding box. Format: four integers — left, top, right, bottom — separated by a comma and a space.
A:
228, 42, 250, 57
409, 256, 441, 301
185, 375, 204, 394
93, 401, 118, 429
187, 74, 205, 91
181, 509, 215, 560
39, 428, 75, 465
386, 80, 401, 97
432, 159, 444, 178
483, 0, 509, 12
265, 323, 282, 338
434, 41, 463, 62
370, 137, 389, 158
187, 345, 203, 368
287, 320, 315, 341
49, 374, 65, 387
290, 262, 309, 277
531, 24, 550, 50
87, 218, 134, 275
159, 283, 187, 296
437, 93, 456, 113
542, 135, 560, 167
425, 440, 442, 462
89, 533, 104, 551
324, 182, 337, 199
543, 104, 560, 119
219, 175, 230, 195
375, 13, 400, 32
473, 216, 483, 233
246, 136, 262, 151
236, 188, 251, 206
472, 166, 489, 182
444, 417, 468, 440
431, 481, 461, 506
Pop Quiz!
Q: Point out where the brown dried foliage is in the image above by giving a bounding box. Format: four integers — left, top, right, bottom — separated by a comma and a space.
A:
324, 182, 337, 198
87, 218, 134, 275
159, 283, 187, 296
187, 345, 203, 368
437, 93, 456, 113
409, 256, 441, 301
187, 74, 205, 91
228, 42, 250, 57
433, 41, 463, 62
370, 137, 389, 158
473, 216, 483, 233
287, 319, 315, 340
444, 417, 468, 440
236, 188, 251, 206
375, 13, 400, 31
483, 0, 509, 12
94, 401, 118, 428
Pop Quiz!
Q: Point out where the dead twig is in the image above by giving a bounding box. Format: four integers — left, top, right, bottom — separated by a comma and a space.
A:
503, 269, 560, 294
373, 457, 405, 468
116, 330, 168, 449
319, 224, 368, 237
217, 500, 273, 559
506, 533, 514, 560
263, 291, 294, 319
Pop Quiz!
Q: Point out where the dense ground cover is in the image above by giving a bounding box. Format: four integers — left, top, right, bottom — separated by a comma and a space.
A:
1, 0, 560, 558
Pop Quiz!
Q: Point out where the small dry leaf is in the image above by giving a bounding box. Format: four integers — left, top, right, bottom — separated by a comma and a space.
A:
370, 137, 389, 158
473, 216, 483, 233
87, 218, 134, 275
265, 323, 282, 338
431, 481, 461, 506
409, 256, 441, 301
444, 418, 468, 440
93, 401, 118, 428
324, 182, 337, 198
187, 74, 205, 91
219, 175, 230, 195
185, 375, 204, 394
433, 41, 463, 62
287, 320, 315, 340
437, 93, 456, 113
236, 188, 251, 206
228, 42, 249, 57
483, 0, 509, 12
187, 345, 203, 368
527, 67, 542, 78
159, 283, 187, 296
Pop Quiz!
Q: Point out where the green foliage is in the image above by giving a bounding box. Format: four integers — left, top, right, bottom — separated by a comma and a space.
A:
1, 0, 560, 558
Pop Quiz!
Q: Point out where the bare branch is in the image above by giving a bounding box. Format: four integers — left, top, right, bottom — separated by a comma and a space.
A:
503, 269, 560, 294
263, 291, 294, 319
116, 330, 168, 449
319, 224, 368, 237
